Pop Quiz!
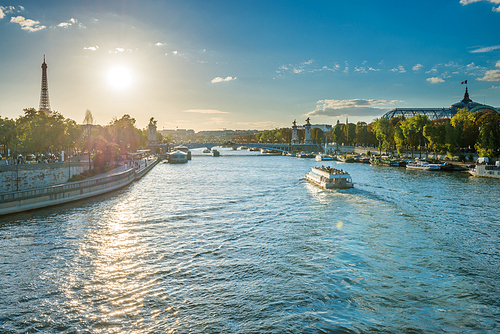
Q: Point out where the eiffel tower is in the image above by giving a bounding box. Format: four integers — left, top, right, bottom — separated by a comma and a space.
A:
39, 55, 51, 115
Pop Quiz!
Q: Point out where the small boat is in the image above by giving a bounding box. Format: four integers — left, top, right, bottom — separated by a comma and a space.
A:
202, 149, 211, 154
354, 156, 370, 163
337, 155, 354, 163
305, 166, 354, 189
261, 148, 271, 153
247, 147, 259, 151
370, 157, 398, 166
287, 152, 296, 157
315, 154, 335, 161
406, 161, 441, 171
297, 152, 314, 158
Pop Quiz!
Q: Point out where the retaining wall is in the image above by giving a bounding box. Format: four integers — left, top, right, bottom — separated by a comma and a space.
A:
0, 158, 160, 216
0, 168, 135, 215
0, 162, 89, 193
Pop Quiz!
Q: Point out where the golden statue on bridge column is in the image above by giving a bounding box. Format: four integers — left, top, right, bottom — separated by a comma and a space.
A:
305, 117, 310, 124
292, 119, 297, 126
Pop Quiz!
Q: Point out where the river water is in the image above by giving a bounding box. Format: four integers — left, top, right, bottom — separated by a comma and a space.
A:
1, 148, 499, 333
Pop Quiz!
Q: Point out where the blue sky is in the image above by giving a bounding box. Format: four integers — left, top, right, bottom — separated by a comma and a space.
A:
1, 0, 499, 131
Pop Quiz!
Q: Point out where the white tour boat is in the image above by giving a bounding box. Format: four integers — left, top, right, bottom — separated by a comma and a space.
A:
469, 162, 500, 179
305, 166, 354, 189
406, 161, 441, 171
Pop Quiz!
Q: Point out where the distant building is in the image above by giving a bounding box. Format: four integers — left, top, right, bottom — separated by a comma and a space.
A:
382, 87, 499, 120
159, 129, 195, 138
196, 129, 259, 138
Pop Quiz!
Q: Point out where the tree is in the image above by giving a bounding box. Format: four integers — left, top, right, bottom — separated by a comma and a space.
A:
344, 123, 356, 145
474, 111, 500, 158
394, 124, 406, 154
423, 121, 447, 157
0, 117, 17, 156
355, 122, 368, 146
371, 118, 394, 154
110, 114, 140, 154
400, 115, 430, 158
311, 127, 325, 144
332, 124, 345, 146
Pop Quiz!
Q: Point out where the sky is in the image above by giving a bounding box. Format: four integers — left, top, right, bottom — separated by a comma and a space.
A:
1, 0, 500, 132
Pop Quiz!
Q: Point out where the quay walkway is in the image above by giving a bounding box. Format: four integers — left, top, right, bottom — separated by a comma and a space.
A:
0, 157, 159, 216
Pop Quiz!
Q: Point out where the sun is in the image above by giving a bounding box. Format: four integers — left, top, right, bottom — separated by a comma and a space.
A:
106, 66, 133, 91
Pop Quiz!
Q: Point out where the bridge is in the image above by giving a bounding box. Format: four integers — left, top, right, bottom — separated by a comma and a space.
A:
149, 142, 324, 153
182, 142, 292, 152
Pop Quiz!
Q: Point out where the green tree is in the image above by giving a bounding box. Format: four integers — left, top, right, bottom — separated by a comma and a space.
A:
333, 124, 345, 146
311, 127, 325, 144
355, 122, 368, 145
474, 111, 500, 158
400, 115, 430, 158
0, 117, 17, 157
371, 118, 394, 154
344, 123, 356, 145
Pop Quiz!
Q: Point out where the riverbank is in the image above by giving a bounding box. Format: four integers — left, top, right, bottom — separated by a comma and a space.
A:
0, 157, 159, 216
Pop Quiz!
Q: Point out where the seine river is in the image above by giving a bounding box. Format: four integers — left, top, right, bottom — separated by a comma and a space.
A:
1, 148, 499, 333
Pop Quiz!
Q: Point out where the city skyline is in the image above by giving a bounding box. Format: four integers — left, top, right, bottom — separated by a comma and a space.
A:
1, 0, 500, 131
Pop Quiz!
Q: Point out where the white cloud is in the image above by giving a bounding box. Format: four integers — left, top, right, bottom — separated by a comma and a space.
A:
306, 99, 399, 118
427, 77, 445, 83
0, 5, 21, 19
412, 64, 424, 71
390, 65, 406, 73
490, 85, 500, 89
477, 60, 500, 81
155, 42, 167, 46
470, 45, 500, 53
56, 18, 84, 29
211, 76, 237, 83
10, 16, 46, 32
460, 0, 500, 11
184, 109, 230, 114
83, 46, 99, 51
354, 66, 380, 73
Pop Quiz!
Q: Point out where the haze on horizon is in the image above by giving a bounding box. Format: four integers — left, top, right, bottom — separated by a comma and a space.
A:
1, 0, 500, 132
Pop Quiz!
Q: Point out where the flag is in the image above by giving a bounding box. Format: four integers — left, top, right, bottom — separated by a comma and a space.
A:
461, 80, 467, 84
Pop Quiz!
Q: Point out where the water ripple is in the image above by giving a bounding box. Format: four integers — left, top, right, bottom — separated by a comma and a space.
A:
1, 153, 499, 332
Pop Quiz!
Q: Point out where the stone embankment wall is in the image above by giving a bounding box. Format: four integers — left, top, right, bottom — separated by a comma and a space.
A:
0, 162, 89, 193
0, 158, 160, 216
0, 168, 135, 215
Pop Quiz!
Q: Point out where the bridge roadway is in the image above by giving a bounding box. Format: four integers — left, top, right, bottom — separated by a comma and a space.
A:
178, 143, 292, 152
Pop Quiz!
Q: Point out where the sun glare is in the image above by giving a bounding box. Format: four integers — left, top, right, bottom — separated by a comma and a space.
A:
106, 66, 133, 91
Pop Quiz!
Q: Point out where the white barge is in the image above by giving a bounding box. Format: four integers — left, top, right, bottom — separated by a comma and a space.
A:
406, 161, 441, 171
469, 163, 500, 179
306, 166, 354, 189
